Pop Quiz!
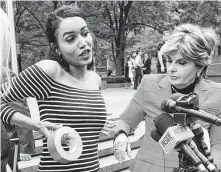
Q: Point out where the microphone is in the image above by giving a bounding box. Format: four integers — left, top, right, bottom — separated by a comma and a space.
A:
168, 93, 184, 100
189, 141, 219, 172
151, 129, 161, 142
161, 93, 185, 113
161, 95, 221, 126
154, 113, 194, 153
153, 113, 206, 172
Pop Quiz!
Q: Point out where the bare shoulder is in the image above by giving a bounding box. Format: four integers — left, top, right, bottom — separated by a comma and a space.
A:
89, 70, 101, 86
35, 60, 60, 79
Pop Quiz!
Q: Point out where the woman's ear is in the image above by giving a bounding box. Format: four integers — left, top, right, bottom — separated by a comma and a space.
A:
50, 43, 57, 51
55, 48, 60, 55
52, 44, 61, 55
197, 66, 204, 77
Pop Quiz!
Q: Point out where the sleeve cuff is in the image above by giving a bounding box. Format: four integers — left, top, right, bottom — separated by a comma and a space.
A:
2, 108, 17, 124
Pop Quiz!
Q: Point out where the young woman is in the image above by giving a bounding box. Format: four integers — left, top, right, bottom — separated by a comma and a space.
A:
1, 6, 107, 172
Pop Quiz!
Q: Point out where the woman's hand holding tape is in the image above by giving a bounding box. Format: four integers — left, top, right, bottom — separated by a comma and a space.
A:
37, 121, 63, 138
61, 132, 81, 153
47, 126, 83, 164
36, 122, 83, 164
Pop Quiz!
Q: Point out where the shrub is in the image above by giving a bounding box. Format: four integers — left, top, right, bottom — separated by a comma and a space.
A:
102, 75, 125, 83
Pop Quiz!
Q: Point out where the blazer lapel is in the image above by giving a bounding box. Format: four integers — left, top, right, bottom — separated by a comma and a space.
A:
156, 75, 172, 104
194, 79, 210, 105
156, 76, 210, 106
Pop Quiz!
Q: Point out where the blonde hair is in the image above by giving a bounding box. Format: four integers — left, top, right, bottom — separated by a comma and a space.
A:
201, 27, 218, 63
161, 23, 217, 79
0, 8, 12, 85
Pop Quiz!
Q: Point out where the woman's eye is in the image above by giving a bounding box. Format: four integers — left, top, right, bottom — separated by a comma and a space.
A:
167, 59, 172, 63
179, 60, 187, 65
166, 58, 172, 63
82, 31, 89, 37
66, 36, 75, 43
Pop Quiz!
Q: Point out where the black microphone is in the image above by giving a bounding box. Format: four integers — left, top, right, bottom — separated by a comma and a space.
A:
153, 113, 195, 153
151, 113, 173, 143
161, 93, 185, 113
151, 129, 161, 142
189, 141, 219, 172
161, 99, 221, 126
166, 93, 184, 101
153, 112, 176, 134
153, 113, 206, 172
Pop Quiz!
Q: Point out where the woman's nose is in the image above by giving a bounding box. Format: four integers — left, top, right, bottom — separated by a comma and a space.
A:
167, 62, 177, 72
78, 36, 87, 49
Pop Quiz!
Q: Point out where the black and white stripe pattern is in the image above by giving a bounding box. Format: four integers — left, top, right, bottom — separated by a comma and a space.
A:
1, 65, 107, 172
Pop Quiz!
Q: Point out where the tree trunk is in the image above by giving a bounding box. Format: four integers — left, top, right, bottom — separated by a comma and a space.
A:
115, 47, 124, 76
113, 2, 132, 76
115, 57, 123, 76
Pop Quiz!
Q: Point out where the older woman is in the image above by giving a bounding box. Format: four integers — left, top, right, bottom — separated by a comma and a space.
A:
1, 5, 107, 172
110, 24, 221, 171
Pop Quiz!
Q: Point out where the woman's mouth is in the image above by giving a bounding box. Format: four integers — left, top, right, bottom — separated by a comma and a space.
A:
169, 75, 179, 80
79, 49, 90, 56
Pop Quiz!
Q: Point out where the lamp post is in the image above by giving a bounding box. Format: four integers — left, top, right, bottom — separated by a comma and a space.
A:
6, 0, 18, 75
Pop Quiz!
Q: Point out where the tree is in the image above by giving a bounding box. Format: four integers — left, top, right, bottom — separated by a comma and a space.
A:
78, 1, 176, 75
12, 1, 221, 74
77, 1, 133, 75
13, 1, 55, 69
169, 1, 221, 38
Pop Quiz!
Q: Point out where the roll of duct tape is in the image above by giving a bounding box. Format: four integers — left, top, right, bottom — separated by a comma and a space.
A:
47, 126, 83, 164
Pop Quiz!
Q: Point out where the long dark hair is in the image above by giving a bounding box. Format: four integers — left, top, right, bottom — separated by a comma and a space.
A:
46, 5, 93, 71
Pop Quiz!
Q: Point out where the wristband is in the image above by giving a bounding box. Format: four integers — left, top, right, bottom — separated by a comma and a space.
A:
113, 129, 128, 143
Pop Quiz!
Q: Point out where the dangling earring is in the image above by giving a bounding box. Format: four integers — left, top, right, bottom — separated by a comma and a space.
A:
55, 48, 61, 56
58, 53, 63, 63
50, 43, 54, 48
196, 72, 201, 82
55, 48, 62, 62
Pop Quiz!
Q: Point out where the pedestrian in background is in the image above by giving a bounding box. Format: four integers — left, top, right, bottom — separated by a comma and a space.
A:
133, 49, 143, 89
157, 30, 170, 74
142, 52, 151, 75
124, 56, 130, 89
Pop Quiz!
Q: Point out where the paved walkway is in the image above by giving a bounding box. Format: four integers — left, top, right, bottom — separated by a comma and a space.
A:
101, 87, 136, 119
27, 87, 136, 120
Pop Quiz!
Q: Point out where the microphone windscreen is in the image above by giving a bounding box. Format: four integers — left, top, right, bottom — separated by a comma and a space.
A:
169, 93, 184, 101
161, 100, 169, 112
153, 113, 174, 135
161, 93, 184, 112
151, 129, 161, 142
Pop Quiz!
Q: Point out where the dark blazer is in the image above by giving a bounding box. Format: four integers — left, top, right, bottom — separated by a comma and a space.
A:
119, 74, 221, 172
143, 58, 151, 74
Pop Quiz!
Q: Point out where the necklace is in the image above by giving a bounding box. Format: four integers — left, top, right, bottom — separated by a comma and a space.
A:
171, 85, 179, 93
171, 83, 196, 94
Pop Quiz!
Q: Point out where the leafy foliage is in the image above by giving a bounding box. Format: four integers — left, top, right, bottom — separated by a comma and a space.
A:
105, 76, 125, 83
14, 1, 54, 69
10, 1, 220, 75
